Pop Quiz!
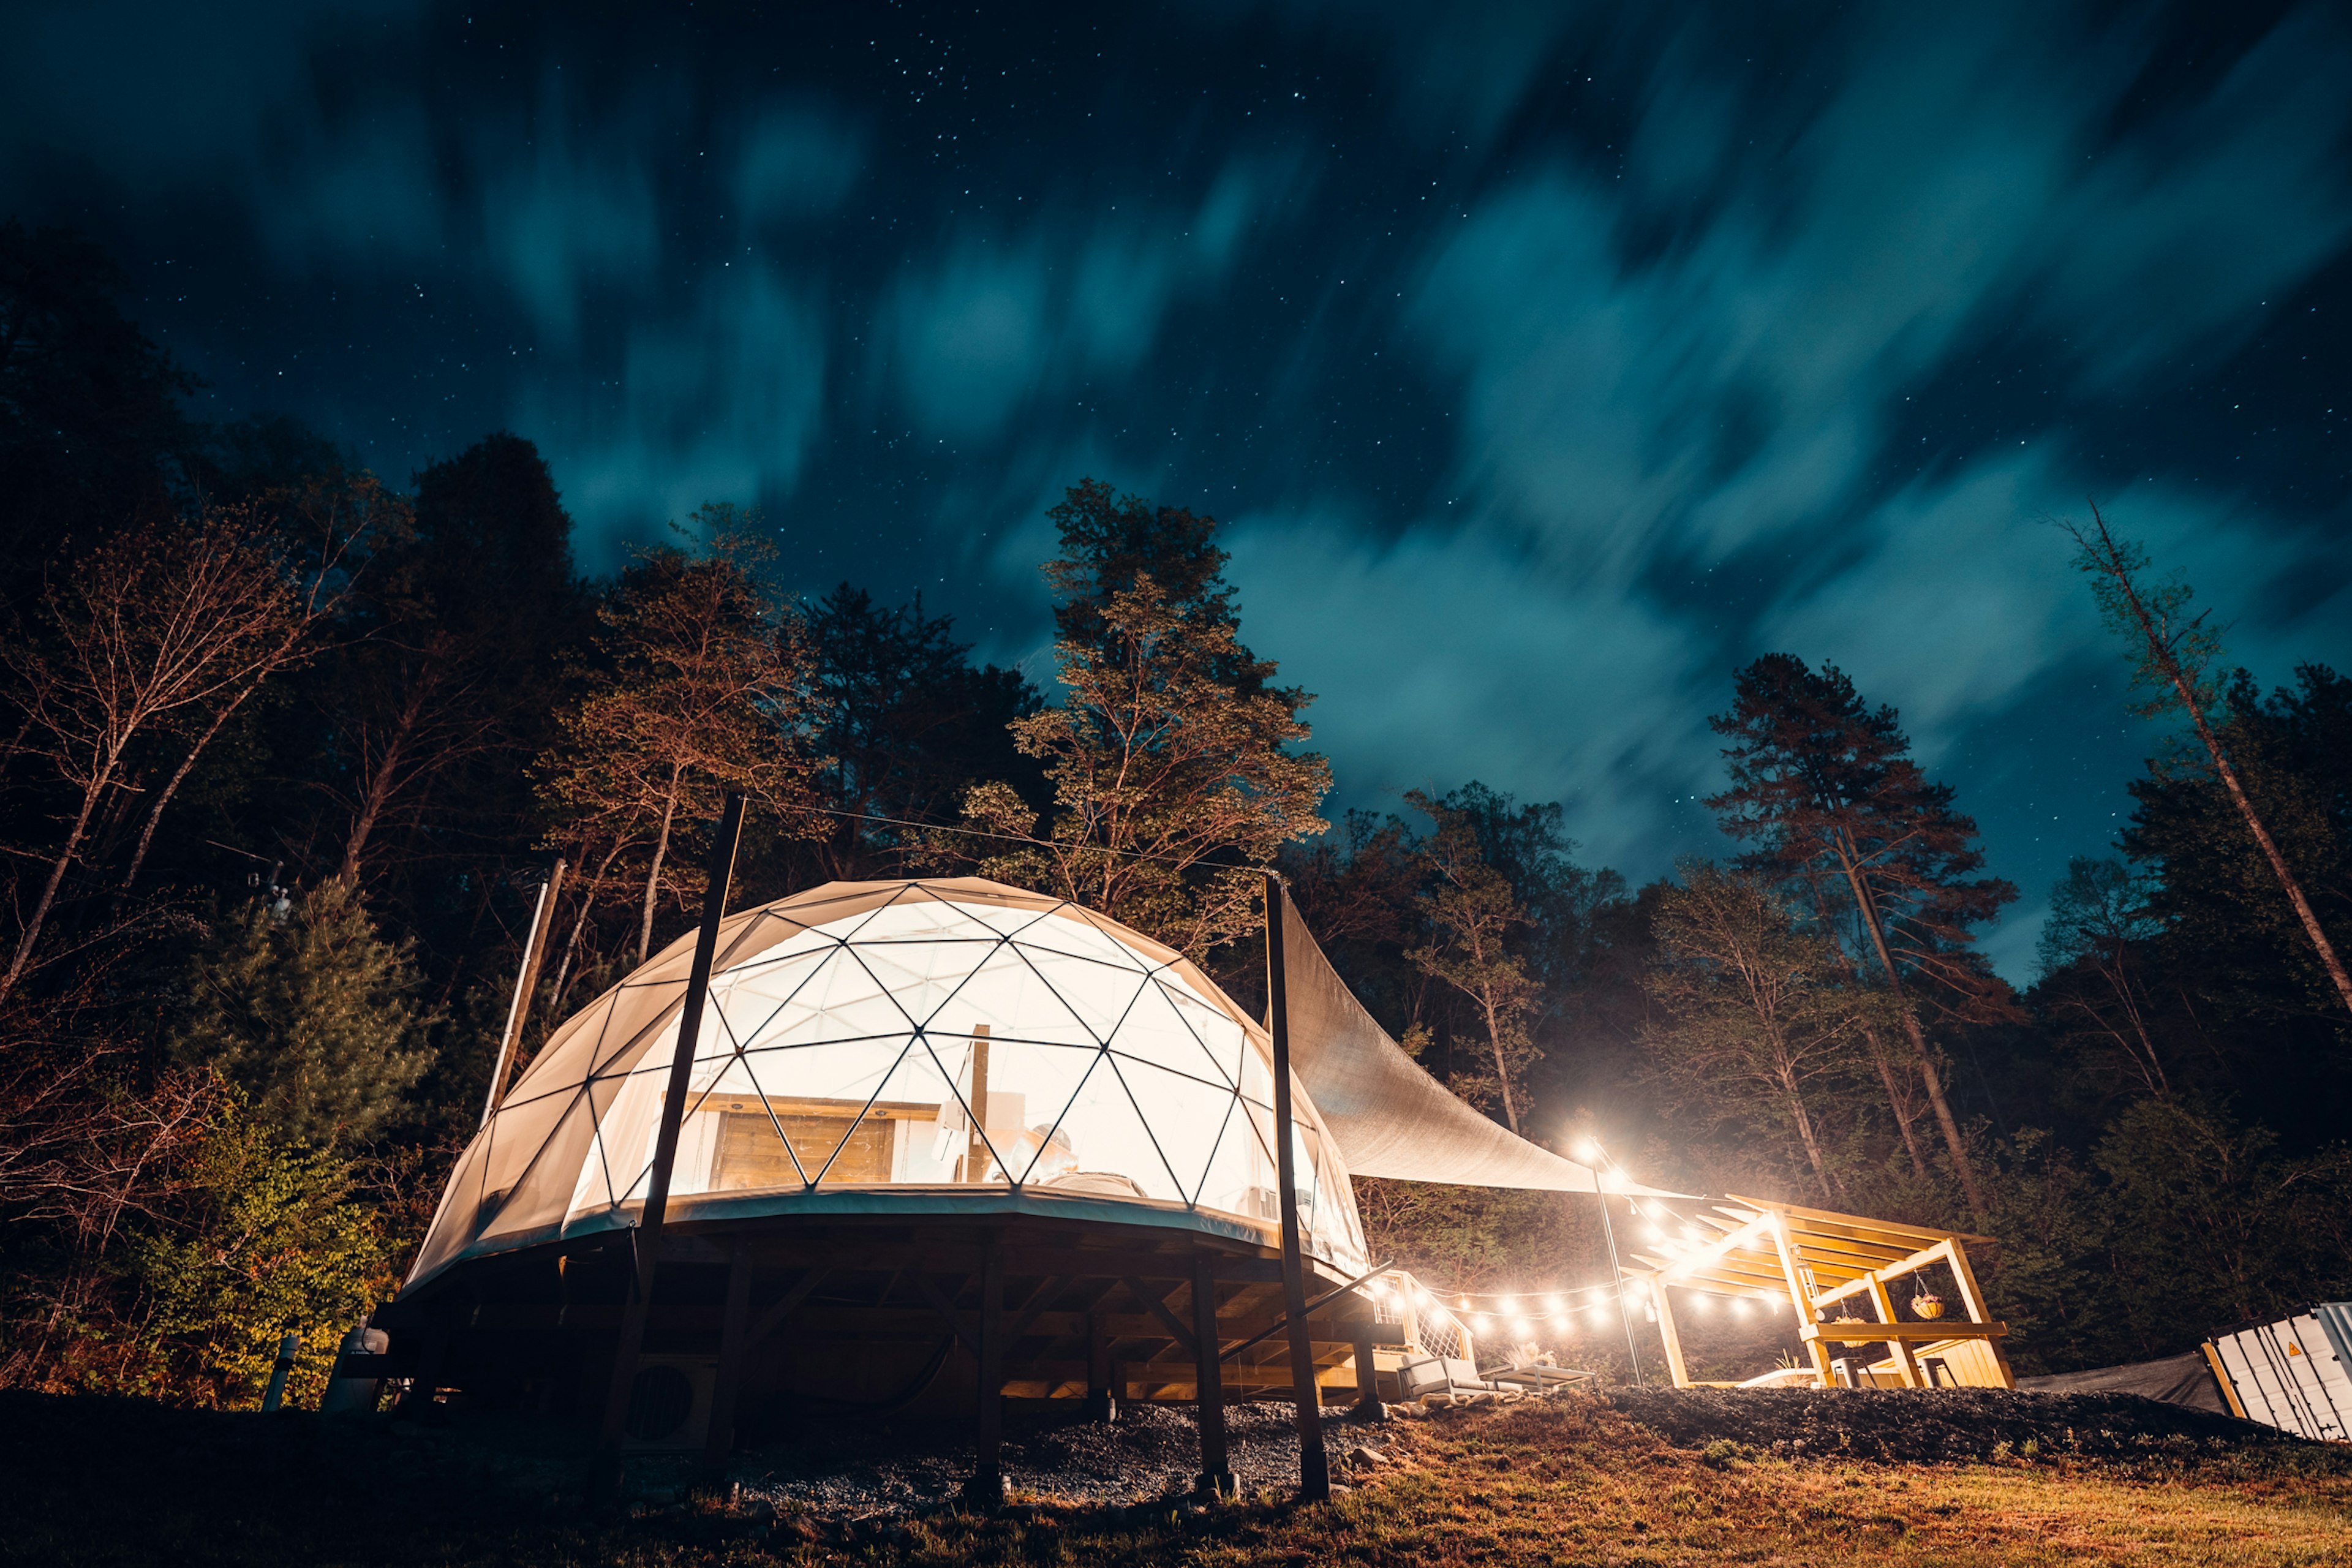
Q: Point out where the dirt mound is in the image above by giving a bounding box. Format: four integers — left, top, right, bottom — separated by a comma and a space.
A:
1601, 1385, 2296, 1463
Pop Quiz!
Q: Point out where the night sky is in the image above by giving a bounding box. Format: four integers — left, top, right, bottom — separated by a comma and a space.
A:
7, 2, 2350, 978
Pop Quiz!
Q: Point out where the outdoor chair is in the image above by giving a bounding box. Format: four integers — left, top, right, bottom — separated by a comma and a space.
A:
1480, 1359, 1599, 1395
1397, 1355, 1520, 1404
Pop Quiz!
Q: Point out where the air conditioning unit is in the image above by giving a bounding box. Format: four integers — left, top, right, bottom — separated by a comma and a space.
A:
622, 1355, 716, 1450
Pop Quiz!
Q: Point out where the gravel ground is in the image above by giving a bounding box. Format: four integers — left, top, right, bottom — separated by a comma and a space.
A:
698, 1400, 1379, 1516
1600, 1385, 2297, 1463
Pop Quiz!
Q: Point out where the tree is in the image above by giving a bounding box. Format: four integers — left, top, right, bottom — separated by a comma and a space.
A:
121, 1098, 398, 1408
2067, 505, 2352, 1021
536, 516, 823, 966
308, 435, 588, 888
2033, 856, 2172, 1096
801, 584, 1038, 879
1708, 654, 2017, 1216
167, 878, 436, 1146
953, 482, 1329, 959
0, 507, 331, 1000
2123, 665, 2352, 1036
1404, 789, 1544, 1133
0, 221, 195, 589
1644, 860, 1884, 1201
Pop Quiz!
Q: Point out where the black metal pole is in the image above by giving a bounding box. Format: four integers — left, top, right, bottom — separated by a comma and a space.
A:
595, 793, 746, 1482
1265, 874, 1330, 1501
1596, 1188, 1645, 1387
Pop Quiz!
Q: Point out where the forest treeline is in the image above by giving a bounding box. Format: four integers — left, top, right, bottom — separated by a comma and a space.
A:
2, 219, 2348, 1403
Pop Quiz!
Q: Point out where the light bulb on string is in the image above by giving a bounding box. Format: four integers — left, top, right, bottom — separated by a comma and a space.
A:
1542, 1296, 1563, 1316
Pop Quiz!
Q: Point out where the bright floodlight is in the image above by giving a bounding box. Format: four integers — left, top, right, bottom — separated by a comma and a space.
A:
1576, 1138, 1602, 1162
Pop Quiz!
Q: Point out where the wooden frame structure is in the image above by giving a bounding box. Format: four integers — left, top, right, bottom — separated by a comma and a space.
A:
1624, 1195, 2013, 1390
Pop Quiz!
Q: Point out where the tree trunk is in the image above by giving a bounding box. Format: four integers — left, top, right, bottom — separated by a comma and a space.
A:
1781, 1064, 1838, 1203
1838, 847, 1988, 1216
120, 686, 257, 897
2084, 506, 2352, 1021
2, 775, 108, 1001
1866, 1030, 1930, 1178
338, 692, 425, 883
639, 766, 684, 965
1483, 988, 1520, 1135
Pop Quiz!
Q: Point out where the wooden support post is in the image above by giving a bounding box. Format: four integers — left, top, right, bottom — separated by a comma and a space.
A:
1940, 1238, 2015, 1387
483, 858, 565, 1126
969, 1235, 1006, 1507
1265, 877, 1330, 1502
1352, 1318, 1382, 1419
703, 1242, 753, 1474
594, 794, 745, 1488
1085, 1313, 1116, 1423
1651, 1280, 1692, 1389
1192, 1254, 1235, 1498
1769, 1215, 1836, 1387
1863, 1275, 1923, 1387
965, 1025, 992, 1182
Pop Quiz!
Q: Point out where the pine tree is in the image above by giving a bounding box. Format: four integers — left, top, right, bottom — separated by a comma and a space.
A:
1707, 654, 2016, 1216
168, 878, 436, 1145
954, 482, 1329, 959
2067, 505, 2352, 1021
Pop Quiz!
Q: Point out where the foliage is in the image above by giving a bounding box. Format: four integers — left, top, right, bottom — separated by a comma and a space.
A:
168, 878, 436, 1147
1708, 653, 2016, 1214
2030, 856, 2176, 1096
2126, 665, 2352, 1034
1402, 788, 1544, 1131
116, 1095, 399, 1408
2069, 505, 2352, 1022
799, 582, 1040, 878
1644, 861, 1891, 1201
536, 516, 825, 964
954, 481, 1329, 959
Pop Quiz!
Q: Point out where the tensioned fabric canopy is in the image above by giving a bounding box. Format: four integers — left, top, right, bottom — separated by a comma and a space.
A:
1279, 888, 1678, 1197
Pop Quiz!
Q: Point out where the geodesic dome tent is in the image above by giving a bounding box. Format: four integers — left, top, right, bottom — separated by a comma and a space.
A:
410, 878, 1372, 1288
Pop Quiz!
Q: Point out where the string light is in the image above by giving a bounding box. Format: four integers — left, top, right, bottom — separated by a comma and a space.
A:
1542, 1295, 1564, 1316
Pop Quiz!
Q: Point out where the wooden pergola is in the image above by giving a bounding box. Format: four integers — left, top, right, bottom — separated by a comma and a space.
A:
1624, 1195, 2013, 1390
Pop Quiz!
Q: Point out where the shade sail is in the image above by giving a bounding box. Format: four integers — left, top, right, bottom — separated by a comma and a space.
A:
406, 879, 1370, 1290
1281, 888, 1678, 1197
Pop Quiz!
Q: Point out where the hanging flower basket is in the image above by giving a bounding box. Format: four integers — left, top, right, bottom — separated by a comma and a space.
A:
1911, 1293, 1946, 1321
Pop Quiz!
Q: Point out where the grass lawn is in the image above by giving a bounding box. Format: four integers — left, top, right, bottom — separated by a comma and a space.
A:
6, 1392, 2348, 1566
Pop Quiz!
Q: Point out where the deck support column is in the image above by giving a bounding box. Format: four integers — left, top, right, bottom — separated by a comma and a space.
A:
1085, 1312, 1117, 1423
1352, 1317, 1382, 1419
1192, 1254, 1234, 1499
967, 1235, 1006, 1508
1264, 876, 1330, 1502
703, 1241, 753, 1475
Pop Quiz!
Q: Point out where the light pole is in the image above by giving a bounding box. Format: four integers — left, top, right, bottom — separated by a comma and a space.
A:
1579, 1137, 1645, 1387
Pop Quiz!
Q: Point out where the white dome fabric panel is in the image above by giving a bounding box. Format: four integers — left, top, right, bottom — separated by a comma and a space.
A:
408, 880, 1369, 1287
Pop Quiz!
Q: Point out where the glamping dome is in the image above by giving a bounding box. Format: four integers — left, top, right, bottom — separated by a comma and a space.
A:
411, 877, 1370, 1289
